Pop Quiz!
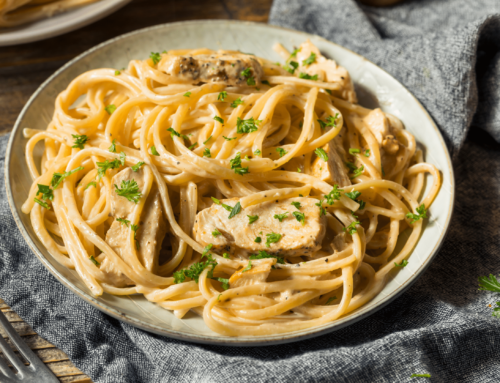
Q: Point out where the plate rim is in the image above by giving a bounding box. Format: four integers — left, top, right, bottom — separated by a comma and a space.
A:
0, 0, 131, 47
4, 19, 456, 347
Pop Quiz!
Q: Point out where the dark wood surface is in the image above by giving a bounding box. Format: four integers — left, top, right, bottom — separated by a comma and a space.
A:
0, 1, 272, 381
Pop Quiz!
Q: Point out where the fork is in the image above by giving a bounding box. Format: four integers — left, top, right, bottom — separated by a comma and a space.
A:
0, 309, 59, 383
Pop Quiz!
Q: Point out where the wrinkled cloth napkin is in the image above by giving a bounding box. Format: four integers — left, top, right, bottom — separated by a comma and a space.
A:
2, 0, 500, 382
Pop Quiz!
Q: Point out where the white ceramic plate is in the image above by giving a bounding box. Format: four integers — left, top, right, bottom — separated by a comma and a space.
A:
5, 20, 455, 346
0, 0, 130, 46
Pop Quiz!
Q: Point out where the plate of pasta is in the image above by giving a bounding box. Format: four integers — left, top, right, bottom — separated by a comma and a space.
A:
0, 0, 130, 46
5, 20, 454, 345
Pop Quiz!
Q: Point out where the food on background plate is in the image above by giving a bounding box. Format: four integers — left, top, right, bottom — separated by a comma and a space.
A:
22, 40, 441, 336
0, 0, 99, 28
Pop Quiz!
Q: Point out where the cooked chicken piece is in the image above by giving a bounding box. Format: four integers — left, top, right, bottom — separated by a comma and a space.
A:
295, 40, 357, 103
229, 258, 274, 288
364, 108, 389, 145
364, 108, 400, 154
158, 53, 263, 86
102, 168, 167, 285
311, 140, 352, 187
382, 135, 400, 155
193, 197, 326, 257
99, 256, 133, 287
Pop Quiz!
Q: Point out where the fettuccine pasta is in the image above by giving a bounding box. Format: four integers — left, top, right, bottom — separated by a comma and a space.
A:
23, 40, 441, 336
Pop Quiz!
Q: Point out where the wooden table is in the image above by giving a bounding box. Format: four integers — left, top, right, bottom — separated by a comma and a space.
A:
0, 1, 272, 381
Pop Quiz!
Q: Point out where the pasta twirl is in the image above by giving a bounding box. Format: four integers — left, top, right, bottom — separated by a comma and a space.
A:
23, 40, 441, 336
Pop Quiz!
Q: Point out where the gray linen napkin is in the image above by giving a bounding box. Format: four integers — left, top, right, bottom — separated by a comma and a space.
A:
2, 0, 500, 382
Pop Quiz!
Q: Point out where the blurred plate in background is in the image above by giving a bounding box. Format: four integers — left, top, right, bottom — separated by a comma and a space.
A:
0, 0, 131, 47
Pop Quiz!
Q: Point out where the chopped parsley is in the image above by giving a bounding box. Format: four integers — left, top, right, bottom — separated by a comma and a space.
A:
117, 217, 130, 227
108, 139, 117, 153
394, 260, 408, 268
150, 52, 161, 65
317, 114, 338, 130
248, 215, 259, 224
325, 185, 343, 205
85, 181, 97, 190
223, 136, 236, 141
315, 198, 327, 216
167, 127, 189, 140
291, 201, 302, 209
285, 60, 299, 74
34, 198, 50, 209
114, 179, 142, 203
188, 142, 198, 150
478, 274, 500, 293
326, 296, 337, 305
302, 52, 316, 66
131, 161, 145, 172
261, 80, 270, 86
345, 190, 365, 210
211, 196, 220, 204
213, 116, 224, 124
406, 204, 427, 224
203, 148, 211, 158
349, 148, 360, 155
131, 224, 140, 249
293, 211, 305, 226
150, 146, 160, 156
297, 168, 301, 173
203, 136, 212, 145
36, 184, 53, 201
236, 117, 260, 134
228, 201, 241, 219
343, 220, 360, 235
105, 104, 116, 115
71, 134, 88, 149
240, 68, 255, 86
315, 147, 329, 162
89, 256, 100, 267
119, 151, 126, 166
174, 252, 217, 284
276, 147, 288, 158
242, 260, 252, 273
96, 159, 121, 180
274, 212, 289, 222
230, 152, 249, 175
115, 70, 121, 75
254, 149, 261, 156
217, 91, 227, 101
202, 244, 213, 258
223, 253, 230, 259
364, 149, 370, 157
351, 165, 364, 179
249, 250, 285, 264
266, 232, 282, 247
214, 277, 229, 290
51, 166, 84, 189
299, 73, 318, 80
254, 236, 262, 243
231, 97, 244, 108
183, 92, 191, 97
212, 229, 222, 237
325, 89, 332, 95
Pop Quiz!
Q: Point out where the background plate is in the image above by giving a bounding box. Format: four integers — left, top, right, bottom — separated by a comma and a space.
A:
5, 20, 455, 346
0, 0, 131, 47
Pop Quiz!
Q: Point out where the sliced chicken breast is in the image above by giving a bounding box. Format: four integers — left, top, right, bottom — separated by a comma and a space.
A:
193, 197, 326, 257
364, 108, 400, 155
311, 138, 352, 187
229, 258, 274, 288
158, 53, 263, 86
102, 168, 167, 285
294, 40, 357, 103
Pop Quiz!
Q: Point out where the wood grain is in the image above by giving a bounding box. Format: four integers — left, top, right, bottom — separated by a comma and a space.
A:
0, 2, 274, 382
